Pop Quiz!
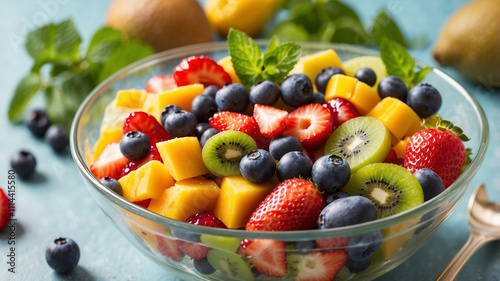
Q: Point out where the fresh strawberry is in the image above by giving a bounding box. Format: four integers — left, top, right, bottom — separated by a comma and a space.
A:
283, 103, 334, 149
315, 237, 348, 250
209, 111, 259, 140
384, 149, 403, 166
323, 97, 360, 128
404, 119, 468, 188
145, 74, 177, 93
123, 111, 170, 144
240, 239, 286, 278
253, 104, 288, 139
120, 146, 163, 177
133, 199, 151, 208
174, 56, 232, 88
0, 189, 10, 231
90, 142, 130, 179
246, 178, 326, 231
156, 235, 185, 262
291, 250, 348, 281
176, 240, 209, 259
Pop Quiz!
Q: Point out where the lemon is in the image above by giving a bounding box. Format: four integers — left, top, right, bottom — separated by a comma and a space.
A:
342, 56, 388, 87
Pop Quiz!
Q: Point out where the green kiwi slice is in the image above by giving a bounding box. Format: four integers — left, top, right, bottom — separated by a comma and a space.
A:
200, 235, 241, 253
202, 130, 257, 177
343, 163, 424, 218
324, 116, 391, 173
206, 249, 254, 281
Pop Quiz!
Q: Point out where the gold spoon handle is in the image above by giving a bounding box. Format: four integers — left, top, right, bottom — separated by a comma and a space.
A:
435, 232, 492, 281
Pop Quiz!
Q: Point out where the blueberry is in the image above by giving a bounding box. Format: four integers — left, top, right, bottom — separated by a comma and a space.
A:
45, 237, 80, 274
276, 151, 312, 182
318, 196, 377, 229
164, 109, 197, 138
25, 109, 50, 137
312, 155, 351, 193
377, 75, 407, 101
191, 95, 218, 123
315, 67, 346, 94
348, 230, 382, 260
249, 80, 281, 105
280, 73, 314, 107
240, 149, 276, 183
413, 168, 444, 201
194, 257, 216, 275
160, 104, 183, 127
45, 125, 69, 153
355, 67, 377, 87
196, 122, 213, 139
200, 128, 219, 147
120, 130, 151, 160
293, 240, 316, 255
100, 176, 123, 196
215, 83, 249, 113
346, 256, 372, 273
269, 135, 303, 160
10, 150, 36, 179
311, 91, 325, 104
406, 83, 442, 118
325, 191, 350, 205
202, 85, 219, 98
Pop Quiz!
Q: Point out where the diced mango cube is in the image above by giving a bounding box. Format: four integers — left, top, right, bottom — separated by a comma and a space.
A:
350, 82, 381, 115
115, 89, 147, 108
148, 177, 220, 222
324, 74, 358, 101
214, 176, 275, 229
150, 84, 204, 119
118, 160, 174, 202
92, 127, 123, 161
290, 49, 343, 83
218, 56, 241, 84
156, 137, 209, 181
392, 136, 411, 159
367, 97, 422, 140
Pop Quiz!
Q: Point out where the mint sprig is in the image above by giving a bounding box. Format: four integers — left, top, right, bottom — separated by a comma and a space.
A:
228, 28, 302, 88
8, 19, 154, 131
380, 38, 432, 88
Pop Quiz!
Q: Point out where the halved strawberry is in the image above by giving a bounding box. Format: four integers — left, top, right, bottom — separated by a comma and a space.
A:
291, 250, 348, 281
283, 103, 334, 149
120, 146, 163, 177
384, 149, 403, 166
253, 104, 288, 139
145, 74, 177, 93
90, 142, 130, 179
323, 97, 360, 128
174, 56, 232, 88
133, 199, 151, 208
123, 111, 170, 144
240, 239, 286, 278
176, 240, 209, 259
209, 111, 259, 140
0, 189, 10, 231
156, 235, 185, 262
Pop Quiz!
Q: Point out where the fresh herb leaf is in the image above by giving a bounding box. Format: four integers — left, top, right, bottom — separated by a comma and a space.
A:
25, 24, 56, 60
269, 21, 310, 42
371, 11, 407, 47
8, 73, 43, 122
266, 36, 281, 53
262, 42, 302, 83
322, 0, 360, 22
52, 19, 81, 59
86, 27, 123, 62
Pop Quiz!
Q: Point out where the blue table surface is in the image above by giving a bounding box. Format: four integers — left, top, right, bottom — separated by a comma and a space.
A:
1, 0, 499, 280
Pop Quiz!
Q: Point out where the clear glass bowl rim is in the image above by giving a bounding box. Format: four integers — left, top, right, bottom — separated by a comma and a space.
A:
70, 40, 489, 240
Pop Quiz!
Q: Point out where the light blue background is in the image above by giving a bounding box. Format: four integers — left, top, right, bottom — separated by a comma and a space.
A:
1, 0, 499, 280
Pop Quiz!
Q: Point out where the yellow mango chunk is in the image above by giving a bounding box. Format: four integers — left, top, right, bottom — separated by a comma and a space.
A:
148, 177, 220, 221
156, 137, 209, 181
290, 49, 343, 83
150, 84, 204, 119
392, 136, 411, 159
367, 97, 422, 140
218, 56, 241, 84
350, 82, 381, 115
214, 176, 275, 229
118, 160, 174, 202
92, 127, 123, 161
381, 216, 421, 258
324, 74, 358, 101
115, 89, 147, 108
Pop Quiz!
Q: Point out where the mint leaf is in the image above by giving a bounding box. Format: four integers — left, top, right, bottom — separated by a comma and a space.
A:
380, 38, 415, 85
52, 19, 81, 59
262, 42, 302, 83
8, 73, 43, 122
412, 67, 433, 87
98, 40, 154, 83
228, 28, 264, 88
25, 24, 56, 60
323, 0, 360, 22
371, 11, 407, 47
266, 36, 281, 53
86, 27, 123, 62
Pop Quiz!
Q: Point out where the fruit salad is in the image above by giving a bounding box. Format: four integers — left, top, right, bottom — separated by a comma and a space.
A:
87, 31, 470, 280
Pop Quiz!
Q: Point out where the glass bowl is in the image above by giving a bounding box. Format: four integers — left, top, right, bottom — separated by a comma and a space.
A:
70, 41, 488, 281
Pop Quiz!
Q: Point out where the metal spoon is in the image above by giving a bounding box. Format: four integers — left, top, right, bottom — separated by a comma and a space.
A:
435, 183, 500, 280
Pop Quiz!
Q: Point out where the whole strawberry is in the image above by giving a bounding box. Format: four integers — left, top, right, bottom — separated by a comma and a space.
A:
246, 178, 326, 231
404, 119, 469, 188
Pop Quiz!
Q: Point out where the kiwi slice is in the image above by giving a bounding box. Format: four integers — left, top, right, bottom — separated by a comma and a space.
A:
202, 130, 258, 177
200, 235, 241, 253
343, 163, 424, 218
324, 116, 391, 173
206, 249, 254, 281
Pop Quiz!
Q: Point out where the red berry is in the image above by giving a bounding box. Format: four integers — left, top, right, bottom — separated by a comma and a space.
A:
253, 104, 288, 139
174, 56, 232, 88
156, 235, 185, 262
323, 97, 360, 128
90, 142, 130, 179
240, 239, 286, 278
0, 189, 11, 231
209, 111, 259, 140
145, 75, 177, 93
133, 199, 151, 208
292, 250, 348, 281
283, 103, 334, 149
186, 211, 227, 228
120, 146, 163, 177
123, 111, 170, 144
383, 149, 403, 166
